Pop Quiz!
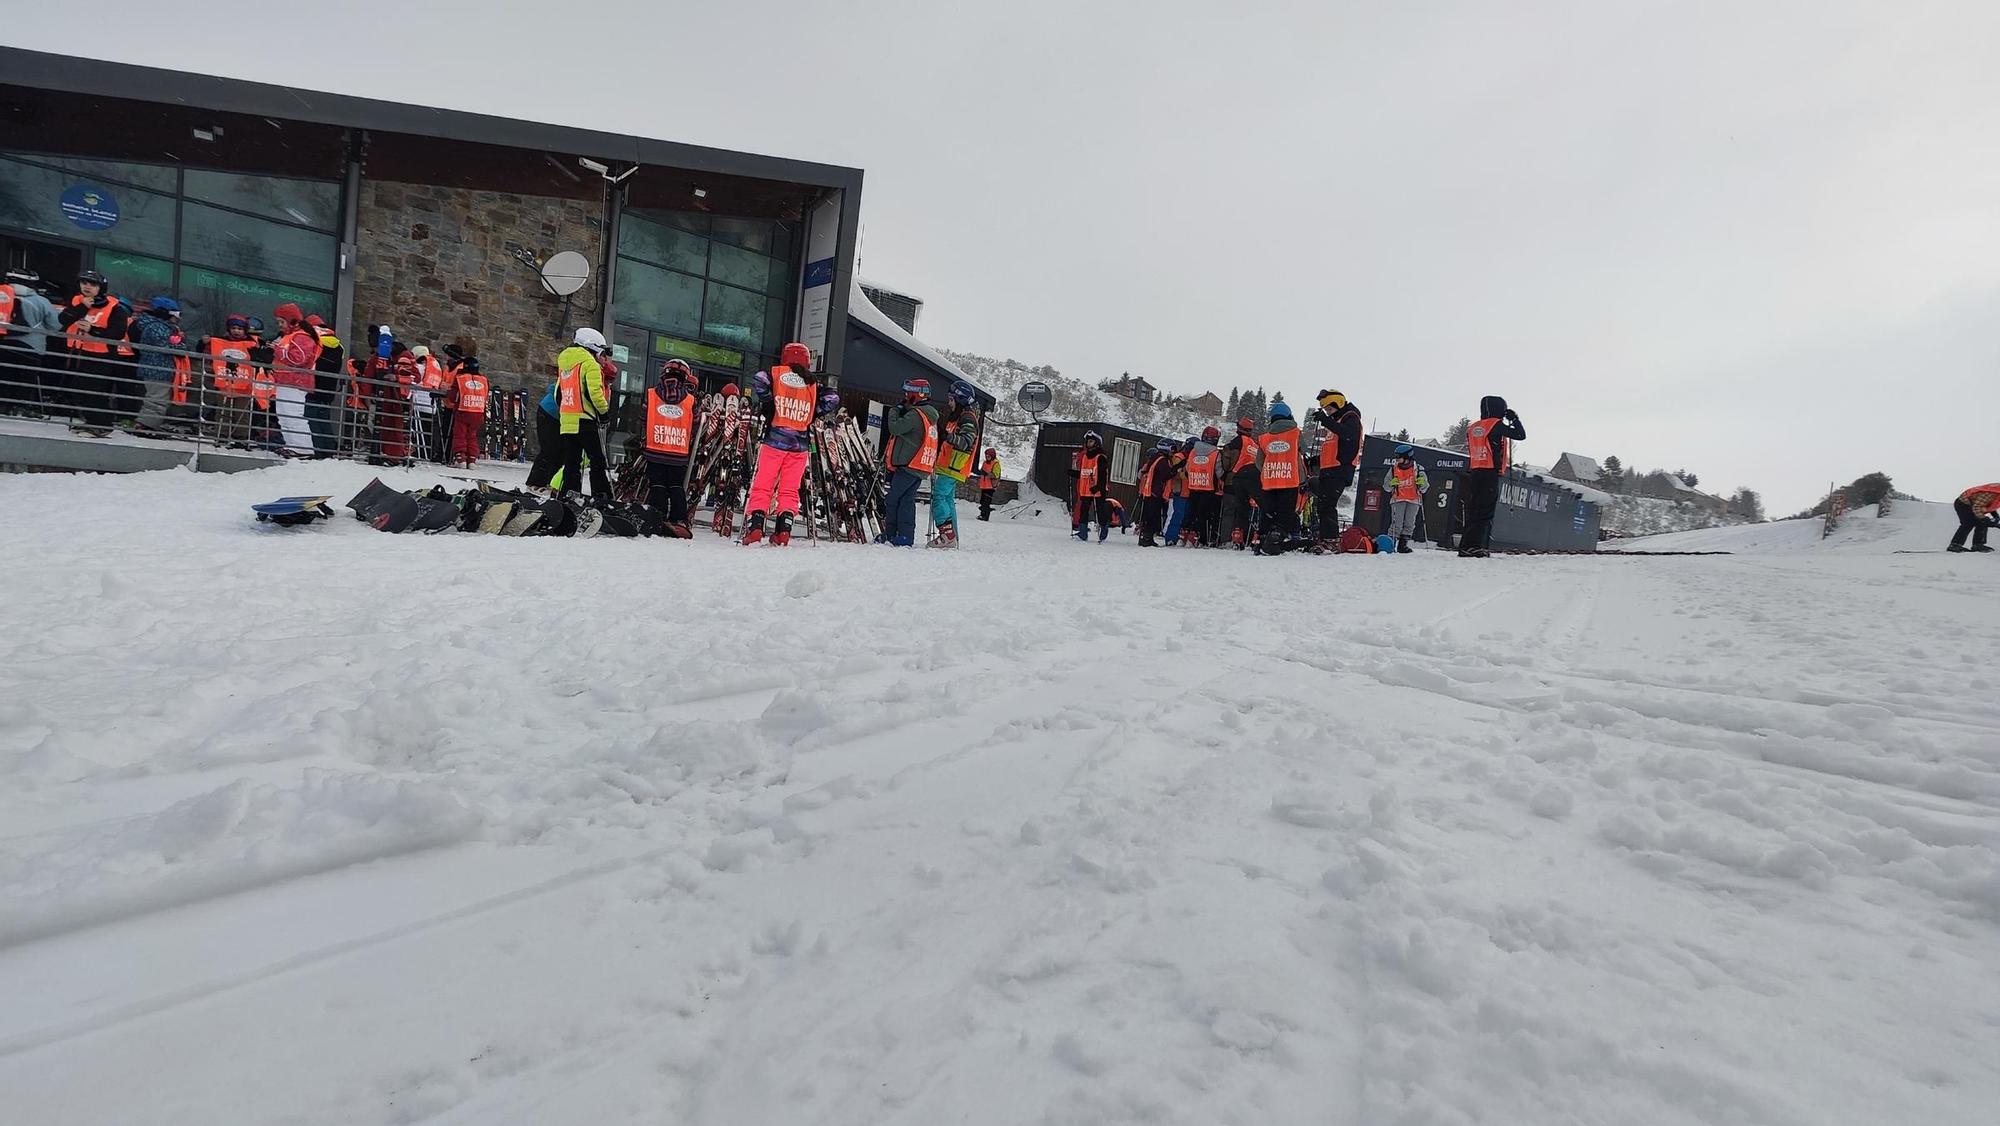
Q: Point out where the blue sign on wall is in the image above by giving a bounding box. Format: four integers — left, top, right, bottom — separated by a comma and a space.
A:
60, 183, 120, 231
802, 257, 837, 288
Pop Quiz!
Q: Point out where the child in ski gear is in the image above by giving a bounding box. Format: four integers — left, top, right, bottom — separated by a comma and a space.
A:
1458, 395, 1525, 557
744, 342, 837, 546
1179, 426, 1222, 545
125, 297, 183, 433
306, 316, 344, 456
1386, 443, 1429, 552
554, 327, 614, 498
882, 377, 939, 546
1137, 438, 1177, 547
1107, 496, 1128, 531
1311, 389, 1363, 542
1168, 438, 1192, 544
1254, 401, 1304, 553
977, 447, 1002, 520
269, 302, 322, 456
59, 269, 131, 434
637, 359, 699, 535
447, 357, 490, 467
526, 374, 563, 486
205, 315, 259, 445
1069, 430, 1111, 542
1218, 416, 1260, 547
929, 381, 982, 548
1950, 482, 2000, 552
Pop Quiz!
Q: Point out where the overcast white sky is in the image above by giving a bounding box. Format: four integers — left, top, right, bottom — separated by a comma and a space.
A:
14, 0, 1998, 511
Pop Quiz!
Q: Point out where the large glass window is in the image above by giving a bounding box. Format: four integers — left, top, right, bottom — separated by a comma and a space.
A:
614, 207, 798, 374
0, 157, 178, 258
180, 200, 337, 289
701, 283, 771, 351
0, 151, 341, 339
614, 256, 703, 338
184, 169, 340, 230
619, 212, 707, 274
175, 267, 332, 339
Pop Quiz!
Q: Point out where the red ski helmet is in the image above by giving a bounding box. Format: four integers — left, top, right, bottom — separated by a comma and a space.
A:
780, 342, 812, 368
1237, 416, 1255, 434
720, 382, 740, 396
1201, 425, 1220, 443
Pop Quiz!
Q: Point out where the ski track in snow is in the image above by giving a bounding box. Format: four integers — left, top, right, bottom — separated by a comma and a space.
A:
1, 465, 1997, 1125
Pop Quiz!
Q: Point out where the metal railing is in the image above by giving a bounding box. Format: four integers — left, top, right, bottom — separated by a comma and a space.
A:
0, 336, 546, 469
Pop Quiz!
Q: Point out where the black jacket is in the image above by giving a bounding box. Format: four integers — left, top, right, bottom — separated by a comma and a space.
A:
1471, 395, 1526, 474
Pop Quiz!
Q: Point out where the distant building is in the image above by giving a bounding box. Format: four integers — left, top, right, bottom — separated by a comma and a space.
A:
857, 280, 923, 335
1635, 470, 1728, 512
1098, 372, 1159, 403
1551, 452, 1603, 485
1180, 391, 1224, 417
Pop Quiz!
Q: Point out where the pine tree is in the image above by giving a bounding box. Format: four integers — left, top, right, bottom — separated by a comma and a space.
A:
1395, 428, 1411, 443
1441, 417, 1471, 451
1601, 454, 1624, 485
1226, 387, 1240, 421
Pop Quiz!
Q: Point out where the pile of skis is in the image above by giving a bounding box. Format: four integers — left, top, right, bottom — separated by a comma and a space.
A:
345, 478, 661, 538
803, 409, 889, 543
683, 390, 760, 537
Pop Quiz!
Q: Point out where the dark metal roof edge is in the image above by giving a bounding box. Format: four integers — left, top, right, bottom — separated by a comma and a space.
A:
848, 315, 995, 404
1, 47, 863, 191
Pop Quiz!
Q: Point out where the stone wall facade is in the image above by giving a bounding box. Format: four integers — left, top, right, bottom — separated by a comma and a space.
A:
353, 180, 605, 387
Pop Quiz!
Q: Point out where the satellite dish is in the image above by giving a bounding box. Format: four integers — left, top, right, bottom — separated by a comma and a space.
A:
540, 250, 591, 297
1017, 380, 1053, 417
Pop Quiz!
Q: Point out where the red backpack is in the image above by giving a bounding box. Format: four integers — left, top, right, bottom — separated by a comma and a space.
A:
1337, 525, 1378, 554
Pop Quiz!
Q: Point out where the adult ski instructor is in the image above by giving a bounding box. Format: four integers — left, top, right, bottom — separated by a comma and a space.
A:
1457, 395, 1526, 558
743, 342, 838, 547
554, 327, 614, 499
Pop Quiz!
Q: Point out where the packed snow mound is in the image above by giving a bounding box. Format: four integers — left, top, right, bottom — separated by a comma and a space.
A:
3, 464, 1998, 1125
1622, 500, 1956, 554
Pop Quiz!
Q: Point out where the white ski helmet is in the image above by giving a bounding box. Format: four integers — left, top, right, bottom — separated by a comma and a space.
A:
573, 327, 607, 353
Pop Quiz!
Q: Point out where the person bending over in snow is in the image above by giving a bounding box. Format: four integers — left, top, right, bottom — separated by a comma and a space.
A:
1949, 482, 2000, 552
744, 342, 838, 546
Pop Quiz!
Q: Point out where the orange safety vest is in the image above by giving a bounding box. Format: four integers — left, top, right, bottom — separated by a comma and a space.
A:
1465, 417, 1509, 472
0, 286, 13, 335
643, 388, 696, 456
419, 355, 447, 392
1185, 448, 1218, 492
454, 372, 491, 414
977, 457, 1000, 490
66, 296, 132, 355
1390, 463, 1422, 502
251, 363, 276, 409
910, 412, 939, 474
1319, 420, 1361, 469
1230, 436, 1258, 473
1259, 431, 1301, 488
769, 365, 817, 429
557, 362, 583, 414
170, 353, 192, 405
207, 337, 256, 397
1074, 450, 1105, 497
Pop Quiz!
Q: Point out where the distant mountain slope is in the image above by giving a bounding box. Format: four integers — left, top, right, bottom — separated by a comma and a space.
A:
1621, 500, 1954, 553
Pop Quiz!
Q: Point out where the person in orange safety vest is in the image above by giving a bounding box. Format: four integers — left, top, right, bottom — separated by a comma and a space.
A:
976, 446, 1002, 522
640, 358, 700, 536
1385, 442, 1430, 554
1068, 430, 1111, 542
1253, 401, 1304, 553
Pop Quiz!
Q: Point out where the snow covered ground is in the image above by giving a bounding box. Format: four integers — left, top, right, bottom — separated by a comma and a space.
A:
1624, 500, 1955, 554
3, 466, 1997, 1125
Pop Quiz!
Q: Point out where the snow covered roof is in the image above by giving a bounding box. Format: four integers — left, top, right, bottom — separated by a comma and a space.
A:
1557, 452, 1602, 481
846, 278, 991, 406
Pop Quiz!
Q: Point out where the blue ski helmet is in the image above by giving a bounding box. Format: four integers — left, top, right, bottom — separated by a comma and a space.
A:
150, 296, 180, 314
1269, 401, 1293, 421
1375, 534, 1398, 554
1394, 443, 1415, 458
949, 380, 976, 406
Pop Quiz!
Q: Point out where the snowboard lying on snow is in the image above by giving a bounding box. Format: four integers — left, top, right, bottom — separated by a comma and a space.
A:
251, 496, 335, 526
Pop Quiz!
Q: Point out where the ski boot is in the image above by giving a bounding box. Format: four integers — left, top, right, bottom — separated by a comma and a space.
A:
1974, 544, 1995, 553
1074, 525, 1089, 542
741, 511, 766, 546
664, 521, 693, 539
1948, 544, 1968, 553
929, 522, 958, 549
770, 513, 793, 547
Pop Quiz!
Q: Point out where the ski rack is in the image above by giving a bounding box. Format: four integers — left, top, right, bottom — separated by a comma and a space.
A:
802, 410, 888, 543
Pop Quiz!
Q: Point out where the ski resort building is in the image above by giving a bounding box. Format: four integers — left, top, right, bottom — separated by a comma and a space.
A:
1, 48, 992, 471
